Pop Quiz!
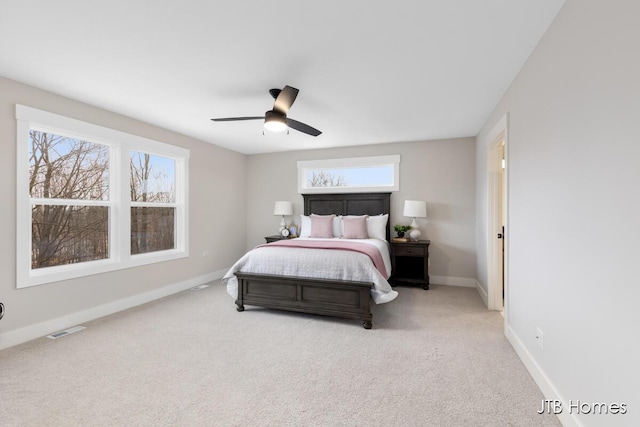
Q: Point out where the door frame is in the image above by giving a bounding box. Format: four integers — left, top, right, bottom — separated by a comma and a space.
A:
487, 114, 509, 316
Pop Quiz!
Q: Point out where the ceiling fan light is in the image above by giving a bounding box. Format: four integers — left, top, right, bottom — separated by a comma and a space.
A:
264, 110, 287, 132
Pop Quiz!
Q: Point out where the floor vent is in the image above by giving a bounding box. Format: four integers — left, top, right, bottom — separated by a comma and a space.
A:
47, 325, 86, 339
190, 284, 210, 291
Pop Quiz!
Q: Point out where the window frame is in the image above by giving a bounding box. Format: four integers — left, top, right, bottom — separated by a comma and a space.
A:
297, 155, 400, 193
16, 104, 190, 289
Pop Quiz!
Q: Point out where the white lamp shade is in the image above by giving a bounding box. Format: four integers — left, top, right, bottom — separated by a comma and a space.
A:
403, 200, 427, 218
273, 201, 293, 216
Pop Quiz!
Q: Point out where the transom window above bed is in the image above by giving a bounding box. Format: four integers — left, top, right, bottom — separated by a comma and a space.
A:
15, 105, 189, 288
297, 155, 400, 193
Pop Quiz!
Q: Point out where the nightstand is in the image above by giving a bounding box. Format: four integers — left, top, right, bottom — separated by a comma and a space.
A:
265, 235, 294, 243
390, 240, 430, 290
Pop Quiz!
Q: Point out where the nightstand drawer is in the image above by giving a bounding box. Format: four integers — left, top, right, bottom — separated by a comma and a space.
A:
393, 245, 425, 257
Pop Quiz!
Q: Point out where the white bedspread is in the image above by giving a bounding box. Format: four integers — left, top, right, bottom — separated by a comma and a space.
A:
222, 238, 398, 304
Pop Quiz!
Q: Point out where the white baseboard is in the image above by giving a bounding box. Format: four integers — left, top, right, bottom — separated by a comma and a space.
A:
505, 324, 580, 427
0, 269, 228, 351
430, 275, 476, 288
475, 279, 489, 307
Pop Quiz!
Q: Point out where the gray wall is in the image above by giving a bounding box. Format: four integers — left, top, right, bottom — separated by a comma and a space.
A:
476, 0, 638, 424
0, 77, 247, 340
247, 138, 476, 283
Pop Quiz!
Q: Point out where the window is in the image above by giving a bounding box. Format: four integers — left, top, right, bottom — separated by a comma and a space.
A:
16, 105, 189, 288
130, 151, 176, 255
297, 155, 400, 193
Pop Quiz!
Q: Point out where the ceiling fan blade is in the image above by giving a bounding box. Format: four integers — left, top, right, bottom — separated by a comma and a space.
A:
269, 88, 281, 99
287, 118, 322, 137
211, 116, 264, 122
273, 85, 299, 114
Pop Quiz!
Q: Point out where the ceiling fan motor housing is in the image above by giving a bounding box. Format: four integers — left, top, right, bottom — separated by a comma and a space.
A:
265, 109, 286, 120
264, 109, 287, 131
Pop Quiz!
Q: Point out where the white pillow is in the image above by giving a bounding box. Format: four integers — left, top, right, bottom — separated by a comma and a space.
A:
366, 214, 388, 240
333, 215, 342, 237
300, 214, 312, 237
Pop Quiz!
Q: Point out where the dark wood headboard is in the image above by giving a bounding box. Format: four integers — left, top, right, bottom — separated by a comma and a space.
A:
302, 193, 391, 241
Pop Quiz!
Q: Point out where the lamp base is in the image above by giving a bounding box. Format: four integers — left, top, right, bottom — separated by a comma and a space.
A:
409, 218, 421, 242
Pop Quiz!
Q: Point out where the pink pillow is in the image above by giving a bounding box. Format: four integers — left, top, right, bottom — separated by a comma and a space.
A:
310, 214, 335, 238
342, 215, 369, 239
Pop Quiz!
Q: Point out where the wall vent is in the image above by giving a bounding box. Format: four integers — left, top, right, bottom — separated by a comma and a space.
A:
190, 284, 210, 291
46, 325, 86, 339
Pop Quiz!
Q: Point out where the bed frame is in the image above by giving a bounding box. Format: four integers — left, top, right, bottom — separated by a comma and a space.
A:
235, 192, 391, 329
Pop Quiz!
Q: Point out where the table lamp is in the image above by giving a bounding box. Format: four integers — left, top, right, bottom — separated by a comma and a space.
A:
273, 201, 293, 233
403, 200, 427, 241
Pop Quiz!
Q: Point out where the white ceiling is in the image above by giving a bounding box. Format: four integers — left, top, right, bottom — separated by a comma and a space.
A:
0, 1, 564, 154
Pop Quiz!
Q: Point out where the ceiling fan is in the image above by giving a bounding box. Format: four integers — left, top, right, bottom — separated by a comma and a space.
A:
211, 85, 322, 137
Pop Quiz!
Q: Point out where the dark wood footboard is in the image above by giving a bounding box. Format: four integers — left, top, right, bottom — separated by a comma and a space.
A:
235, 272, 373, 329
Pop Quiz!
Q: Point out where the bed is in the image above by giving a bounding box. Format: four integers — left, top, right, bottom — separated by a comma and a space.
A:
223, 192, 396, 329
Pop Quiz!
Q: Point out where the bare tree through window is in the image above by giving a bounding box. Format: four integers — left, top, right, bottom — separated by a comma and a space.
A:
29, 131, 179, 268
130, 152, 176, 255
299, 157, 399, 193
307, 170, 347, 187
29, 130, 109, 268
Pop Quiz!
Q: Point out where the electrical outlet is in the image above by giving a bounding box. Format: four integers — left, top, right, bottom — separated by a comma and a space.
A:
536, 327, 544, 350
202, 251, 209, 257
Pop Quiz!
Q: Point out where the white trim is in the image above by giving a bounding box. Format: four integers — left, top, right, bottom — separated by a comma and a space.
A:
486, 113, 509, 314
486, 113, 508, 147
476, 279, 489, 307
505, 325, 580, 427
0, 269, 228, 351
15, 116, 31, 289
297, 155, 400, 193
430, 275, 477, 288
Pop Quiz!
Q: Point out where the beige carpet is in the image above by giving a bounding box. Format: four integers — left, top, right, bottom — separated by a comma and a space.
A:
0, 282, 560, 427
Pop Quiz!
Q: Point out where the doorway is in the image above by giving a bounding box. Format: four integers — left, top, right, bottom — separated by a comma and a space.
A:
487, 115, 508, 314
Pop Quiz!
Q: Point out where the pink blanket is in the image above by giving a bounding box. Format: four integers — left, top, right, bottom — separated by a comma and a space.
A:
259, 239, 388, 278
